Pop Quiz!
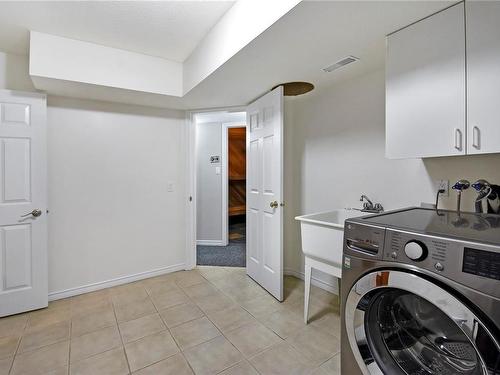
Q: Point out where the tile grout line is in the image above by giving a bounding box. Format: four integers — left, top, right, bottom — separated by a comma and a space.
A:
67, 318, 72, 375
7, 314, 29, 375
202, 269, 270, 375
178, 272, 248, 374
111, 299, 132, 375
188, 270, 272, 375
146, 275, 197, 375
203, 267, 338, 374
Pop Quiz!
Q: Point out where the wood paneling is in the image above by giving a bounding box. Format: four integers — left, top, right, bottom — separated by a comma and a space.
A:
228, 127, 246, 216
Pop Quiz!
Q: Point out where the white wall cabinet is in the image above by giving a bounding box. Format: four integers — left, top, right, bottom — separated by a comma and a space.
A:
386, 3, 466, 159
466, 1, 500, 155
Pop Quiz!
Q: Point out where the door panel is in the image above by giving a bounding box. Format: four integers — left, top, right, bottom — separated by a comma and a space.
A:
1, 225, 32, 290
248, 208, 260, 264
262, 135, 274, 194
0, 102, 31, 127
2, 138, 31, 202
386, 3, 466, 158
246, 86, 283, 301
466, 1, 500, 154
0, 90, 47, 317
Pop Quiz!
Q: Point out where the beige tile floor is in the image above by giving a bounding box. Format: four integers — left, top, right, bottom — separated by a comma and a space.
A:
0, 267, 341, 375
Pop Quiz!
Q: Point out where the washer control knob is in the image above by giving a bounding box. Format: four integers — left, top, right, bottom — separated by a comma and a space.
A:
390, 252, 398, 259
404, 241, 428, 261
435, 262, 444, 272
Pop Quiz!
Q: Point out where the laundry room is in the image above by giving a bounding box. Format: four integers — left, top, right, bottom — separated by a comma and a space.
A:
0, 1, 500, 374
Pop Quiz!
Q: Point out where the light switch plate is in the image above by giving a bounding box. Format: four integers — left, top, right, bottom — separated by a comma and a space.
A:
167, 182, 174, 192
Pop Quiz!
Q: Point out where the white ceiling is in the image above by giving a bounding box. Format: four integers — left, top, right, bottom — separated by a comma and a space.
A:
0, 1, 234, 62
183, 1, 454, 109
0, 0, 455, 109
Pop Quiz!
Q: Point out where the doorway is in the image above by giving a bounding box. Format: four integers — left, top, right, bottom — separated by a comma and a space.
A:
194, 111, 247, 267
187, 87, 284, 300
225, 125, 246, 263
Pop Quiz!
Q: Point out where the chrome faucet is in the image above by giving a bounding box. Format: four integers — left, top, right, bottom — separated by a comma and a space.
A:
360, 195, 384, 213
452, 179, 470, 213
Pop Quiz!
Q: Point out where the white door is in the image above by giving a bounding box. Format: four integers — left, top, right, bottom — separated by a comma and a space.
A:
246, 86, 283, 301
466, 1, 500, 155
386, 3, 466, 159
0, 90, 48, 317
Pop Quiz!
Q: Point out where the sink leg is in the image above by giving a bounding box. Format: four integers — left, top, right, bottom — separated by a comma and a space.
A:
304, 258, 312, 324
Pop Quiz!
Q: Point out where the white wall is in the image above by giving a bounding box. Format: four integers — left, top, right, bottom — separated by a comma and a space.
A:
286, 68, 500, 291
1, 51, 188, 297
47, 98, 186, 296
196, 122, 223, 243
0, 51, 35, 91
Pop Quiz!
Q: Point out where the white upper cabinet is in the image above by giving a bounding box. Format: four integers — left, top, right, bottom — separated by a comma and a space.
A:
386, 3, 466, 159
466, 1, 500, 155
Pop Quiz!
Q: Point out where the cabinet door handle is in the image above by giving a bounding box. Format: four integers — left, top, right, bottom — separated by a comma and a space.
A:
454, 129, 463, 151
472, 126, 481, 150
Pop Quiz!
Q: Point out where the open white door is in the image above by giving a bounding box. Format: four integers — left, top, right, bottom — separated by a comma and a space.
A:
0, 90, 48, 317
246, 86, 284, 301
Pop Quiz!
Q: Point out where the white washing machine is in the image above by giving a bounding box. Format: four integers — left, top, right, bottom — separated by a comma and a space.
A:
341, 207, 500, 375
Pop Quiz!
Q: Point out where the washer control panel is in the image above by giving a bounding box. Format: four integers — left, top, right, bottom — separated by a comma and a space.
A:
384, 229, 452, 272
383, 228, 500, 299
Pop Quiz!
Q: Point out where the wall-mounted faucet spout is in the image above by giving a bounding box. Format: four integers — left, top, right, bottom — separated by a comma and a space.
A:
452, 180, 470, 214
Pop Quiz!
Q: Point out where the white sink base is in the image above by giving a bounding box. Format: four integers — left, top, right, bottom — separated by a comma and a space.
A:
304, 256, 341, 324
296, 209, 365, 324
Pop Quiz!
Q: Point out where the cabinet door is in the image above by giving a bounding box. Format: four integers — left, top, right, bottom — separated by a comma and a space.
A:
467, 2, 500, 155
386, 3, 466, 159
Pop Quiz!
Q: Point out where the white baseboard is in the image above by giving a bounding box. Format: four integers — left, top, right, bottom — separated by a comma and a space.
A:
48, 263, 186, 301
196, 240, 226, 246
284, 267, 339, 295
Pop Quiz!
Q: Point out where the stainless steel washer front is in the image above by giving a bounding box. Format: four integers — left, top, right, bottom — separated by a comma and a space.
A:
344, 269, 500, 375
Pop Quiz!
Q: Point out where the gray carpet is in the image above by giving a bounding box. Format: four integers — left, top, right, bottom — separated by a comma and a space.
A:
197, 241, 246, 267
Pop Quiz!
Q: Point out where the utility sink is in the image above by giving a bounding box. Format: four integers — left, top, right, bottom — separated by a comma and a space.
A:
296, 209, 367, 323
295, 209, 365, 266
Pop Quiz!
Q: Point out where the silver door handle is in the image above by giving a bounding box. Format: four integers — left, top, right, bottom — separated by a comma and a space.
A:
472, 126, 480, 149
21, 209, 42, 218
454, 128, 463, 151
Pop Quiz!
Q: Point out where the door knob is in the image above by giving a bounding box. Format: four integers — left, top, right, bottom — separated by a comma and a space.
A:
270, 201, 279, 209
21, 209, 42, 218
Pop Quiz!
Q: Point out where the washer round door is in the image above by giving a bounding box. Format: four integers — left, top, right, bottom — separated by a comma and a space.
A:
345, 270, 500, 375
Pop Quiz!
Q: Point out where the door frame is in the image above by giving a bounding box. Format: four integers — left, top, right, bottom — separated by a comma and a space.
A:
185, 107, 246, 270
221, 122, 247, 246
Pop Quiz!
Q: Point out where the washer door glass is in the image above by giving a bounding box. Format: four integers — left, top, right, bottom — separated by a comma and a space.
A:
365, 288, 482, 375
345, 271, 500, 375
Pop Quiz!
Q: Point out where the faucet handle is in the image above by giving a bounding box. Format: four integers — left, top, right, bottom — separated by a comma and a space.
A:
452, 180, 470, 191
472, 179, 490, 192
374, 203, 384, 212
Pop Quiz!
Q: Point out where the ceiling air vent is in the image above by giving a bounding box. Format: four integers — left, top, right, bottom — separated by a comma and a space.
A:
323, 56, 359, 73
